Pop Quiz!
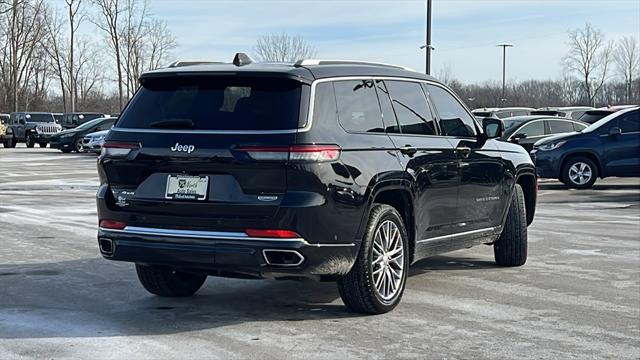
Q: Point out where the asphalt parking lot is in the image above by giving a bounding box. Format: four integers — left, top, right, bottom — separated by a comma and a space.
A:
1, 145, 639, 359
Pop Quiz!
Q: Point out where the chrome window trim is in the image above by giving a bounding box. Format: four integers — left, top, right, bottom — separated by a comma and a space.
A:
111, 75, 470, 136
99, 226, 355, 247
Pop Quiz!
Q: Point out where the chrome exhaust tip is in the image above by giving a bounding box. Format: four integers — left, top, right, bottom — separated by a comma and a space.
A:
99, 238, 115, 256
262, 249, 304, 267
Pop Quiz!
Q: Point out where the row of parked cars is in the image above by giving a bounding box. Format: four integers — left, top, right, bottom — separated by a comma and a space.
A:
0, 111, 115, 152
471, 105, 639, 188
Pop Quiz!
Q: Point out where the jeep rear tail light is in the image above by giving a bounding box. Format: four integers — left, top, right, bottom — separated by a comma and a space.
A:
101, 142, 139, 157
234, 144, 341, 162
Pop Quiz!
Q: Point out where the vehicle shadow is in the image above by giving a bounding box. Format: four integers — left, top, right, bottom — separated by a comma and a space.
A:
409, 254, 499, 277
0, 253, 498, 339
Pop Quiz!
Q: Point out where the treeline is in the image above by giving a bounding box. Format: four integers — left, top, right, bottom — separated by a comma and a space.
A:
0, 0, 176, 114
447, 77, 640, 109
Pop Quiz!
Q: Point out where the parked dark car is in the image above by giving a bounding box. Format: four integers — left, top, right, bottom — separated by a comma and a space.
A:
96, 55, 537, 314
50, 117, 116, 153
533, 107, 640, 189
500, 116, 589, 153
531, 106, 593, 120
472, 107, 535, 119
5, 112, 62, 147
61, 112, 109, 129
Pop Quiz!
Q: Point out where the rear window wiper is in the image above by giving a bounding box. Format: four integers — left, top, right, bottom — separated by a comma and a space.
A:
149, 119, 195, 128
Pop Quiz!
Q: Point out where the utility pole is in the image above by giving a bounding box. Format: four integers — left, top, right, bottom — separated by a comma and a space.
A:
497, 43, 513, 104
425, 0, 432, 75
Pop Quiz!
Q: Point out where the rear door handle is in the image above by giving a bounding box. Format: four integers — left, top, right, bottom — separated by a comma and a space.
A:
399, 145, 418, 156
456, 146, 472, 157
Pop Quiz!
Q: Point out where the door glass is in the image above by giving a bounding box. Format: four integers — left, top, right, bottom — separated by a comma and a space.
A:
618, 112, 640, 133
374, 80, 399, 132
426, 84, 477, 137
548, 120, 575, 134
333, 80, 384, 133
515, 121, 544, 137
385, 81, 436, 135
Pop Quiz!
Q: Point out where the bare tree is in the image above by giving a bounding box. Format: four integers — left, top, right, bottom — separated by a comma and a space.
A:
146, 18, 176, 70
0, 0, 46, 111
614, 36, 639, 103
563, 23, 614, 106
254, 33, 317, 62
65, 0, 84, 112
92, 0, 125, 109
41, 4, 68, 111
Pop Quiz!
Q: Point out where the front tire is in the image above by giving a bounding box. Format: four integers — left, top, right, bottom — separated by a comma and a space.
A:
74, 139, 83, 152
39, 142, 47, 148
338, 204, 409, 314
494, 184, 527, 266
562, 156, 598, 189
25, 134, 34, 148
135, 264, 207, 297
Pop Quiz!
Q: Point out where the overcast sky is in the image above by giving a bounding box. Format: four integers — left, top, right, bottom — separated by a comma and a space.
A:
146, 0, 639, 83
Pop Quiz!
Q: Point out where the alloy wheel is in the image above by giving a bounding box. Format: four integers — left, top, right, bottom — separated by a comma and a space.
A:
568, 162, 592, 185
371, 220, 405, 301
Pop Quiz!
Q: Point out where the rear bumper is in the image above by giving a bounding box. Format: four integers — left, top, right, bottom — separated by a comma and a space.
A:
98, 226, 358, 277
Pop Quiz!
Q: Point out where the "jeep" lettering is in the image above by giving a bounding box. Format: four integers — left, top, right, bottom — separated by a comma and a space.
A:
170, 143, 195, 154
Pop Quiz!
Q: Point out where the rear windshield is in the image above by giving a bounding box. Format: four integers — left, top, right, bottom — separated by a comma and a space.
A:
578, 111, 610, 124
117, 76, 302, 131
472, 111, 492, 117
26, 114, 55, 123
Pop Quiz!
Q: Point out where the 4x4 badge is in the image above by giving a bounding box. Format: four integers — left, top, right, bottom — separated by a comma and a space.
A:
170, 143, 195, 154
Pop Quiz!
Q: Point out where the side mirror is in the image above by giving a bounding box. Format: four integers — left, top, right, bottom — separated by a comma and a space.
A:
482, 117, 504, 139
512, 133, 527, 143
609, 126, 622, 136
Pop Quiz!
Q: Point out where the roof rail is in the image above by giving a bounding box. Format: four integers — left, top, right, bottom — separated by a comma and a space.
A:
167, 61, 225, 68
294, 59, 415, 72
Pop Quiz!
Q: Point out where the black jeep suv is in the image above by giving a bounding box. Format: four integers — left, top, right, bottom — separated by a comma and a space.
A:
97, 55, 537, 314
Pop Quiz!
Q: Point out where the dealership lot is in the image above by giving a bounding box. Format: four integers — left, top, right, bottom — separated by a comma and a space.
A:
0, 146, 638, 359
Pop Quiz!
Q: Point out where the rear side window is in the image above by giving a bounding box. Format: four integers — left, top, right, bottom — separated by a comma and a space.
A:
547, 120, 575, 134
426, 84, 477, 137
385, 80, 436, 135
573, 122, 588, 131
333, 80, 384, 133
570, 111, 586, 120
117, 76, 301, 131
374, 80, 399, 132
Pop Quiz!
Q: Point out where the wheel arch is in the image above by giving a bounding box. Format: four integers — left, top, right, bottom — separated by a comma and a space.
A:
560, 151, 604, 179
365, 181, 416, 263
515, 170, 536, 225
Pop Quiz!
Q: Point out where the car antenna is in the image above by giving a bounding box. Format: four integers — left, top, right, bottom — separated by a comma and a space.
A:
233, 52, 253, 67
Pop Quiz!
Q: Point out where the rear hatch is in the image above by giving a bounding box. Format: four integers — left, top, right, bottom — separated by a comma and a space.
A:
100, 74, 305, 225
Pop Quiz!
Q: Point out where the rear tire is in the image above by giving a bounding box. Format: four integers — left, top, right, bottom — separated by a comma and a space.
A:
337, 204, 409, 314
494, 184, 527, 266
61, 149, 71, 153
74, 139, 83, 152
135, 264, 207, 297
562, 156, 598, 189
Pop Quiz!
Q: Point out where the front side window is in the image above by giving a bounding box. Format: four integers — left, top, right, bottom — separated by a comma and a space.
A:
426, 84, 477, 137
515, 121, 545, 137
333, 80, 384, 133
385, 80, 436, 136
618, 112, 639, 133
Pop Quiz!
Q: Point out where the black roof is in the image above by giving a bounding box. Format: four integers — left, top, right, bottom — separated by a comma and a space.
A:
140, 61, 439, 84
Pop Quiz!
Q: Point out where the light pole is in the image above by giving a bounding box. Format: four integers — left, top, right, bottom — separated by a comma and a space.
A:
497, 43, 513, 104
424, 0, 433, 75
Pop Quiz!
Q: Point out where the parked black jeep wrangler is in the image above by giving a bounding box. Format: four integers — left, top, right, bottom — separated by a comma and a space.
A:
5, 112, 61, 148
97, 54, 537, 314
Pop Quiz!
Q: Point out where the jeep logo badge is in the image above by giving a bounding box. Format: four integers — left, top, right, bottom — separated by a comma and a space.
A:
170, 143, 195, 154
